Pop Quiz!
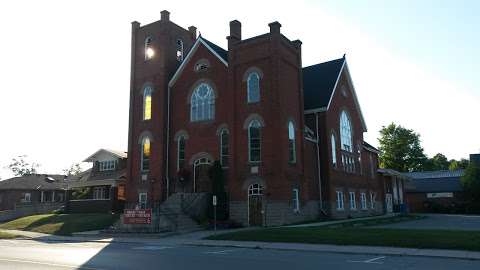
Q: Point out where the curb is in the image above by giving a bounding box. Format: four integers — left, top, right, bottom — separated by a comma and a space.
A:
184, 240, 480, 261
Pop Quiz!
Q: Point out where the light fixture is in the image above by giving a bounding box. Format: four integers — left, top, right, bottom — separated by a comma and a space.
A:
146, 47, 155, 59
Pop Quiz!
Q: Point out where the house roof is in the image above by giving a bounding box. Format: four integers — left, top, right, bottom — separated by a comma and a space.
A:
83, 149, 127, 162
303, 57, 345, 111
0, 174, 67, 191
201, 37, 228, 63
66, 168, 126, 189
404, 170, 465, 193
363, 141, 380, 154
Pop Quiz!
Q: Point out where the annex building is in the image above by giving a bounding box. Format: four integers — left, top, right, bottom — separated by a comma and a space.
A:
124, 11, 404, 228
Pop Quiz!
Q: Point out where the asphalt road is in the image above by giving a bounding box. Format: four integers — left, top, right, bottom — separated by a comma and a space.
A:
0, 239, 479, 270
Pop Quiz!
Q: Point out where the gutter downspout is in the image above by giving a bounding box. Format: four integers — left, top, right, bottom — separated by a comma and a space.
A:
165, 85, 171, 198
315, 112, 324, 212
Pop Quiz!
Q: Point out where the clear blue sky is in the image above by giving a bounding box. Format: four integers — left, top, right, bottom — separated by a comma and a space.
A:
0, 0, 478, 179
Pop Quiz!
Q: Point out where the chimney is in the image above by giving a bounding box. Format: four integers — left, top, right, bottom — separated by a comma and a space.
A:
227, 20, 241, 49
161, 10, 170, 21
292, 39, 302, 49
269, 21, 281, 34
188, 26, 197, 39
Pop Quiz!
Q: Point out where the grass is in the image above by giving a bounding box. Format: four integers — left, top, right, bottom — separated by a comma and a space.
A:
324, 214, 425, 228
207, 215, 480, 251
0, 231, 18, 239
0, 213, 119, 236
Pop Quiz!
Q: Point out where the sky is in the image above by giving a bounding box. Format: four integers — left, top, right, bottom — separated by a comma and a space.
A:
0, 0, 478, 179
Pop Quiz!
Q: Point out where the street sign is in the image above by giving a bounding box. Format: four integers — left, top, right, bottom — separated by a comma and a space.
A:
213, 195, 217, 206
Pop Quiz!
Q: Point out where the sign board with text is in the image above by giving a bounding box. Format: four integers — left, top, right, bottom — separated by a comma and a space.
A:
123, 209, 152, 224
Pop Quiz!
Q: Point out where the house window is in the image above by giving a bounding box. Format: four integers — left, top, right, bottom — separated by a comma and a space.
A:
21, 192, 31, 203
292, 188, 300, 212
288, 121, 296, 163
99, 160, 117, 171
360, 192, 367, 210
141, 137, 151, 171
220, 129, 229, 168
177, 136, 186, 170
145, 36, 154, 60
349, 192, 356, 210
370, 192, 376, 209
93, 187, 105, 200
191, 83, 215, 122
340, 111, 353, 152
143, 86, 152, 121
370, 155, 376, 178
336, 191, 344, 210
247, 72, 260, 103
248, 120, 262, 162
176, 39, 184, 62
139, 192, 147, 209
331, 133, 337, 167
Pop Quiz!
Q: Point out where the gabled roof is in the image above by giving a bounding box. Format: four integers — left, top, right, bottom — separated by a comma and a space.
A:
169, 36, 228, 87
303, 57, 345, 111
303, 57, 367, 131
0, 174, 67, 190
83, 149, 127, 162
363, 141, 381, 154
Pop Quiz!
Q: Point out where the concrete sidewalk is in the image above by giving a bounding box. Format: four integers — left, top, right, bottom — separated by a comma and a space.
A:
186, 239, 480, 260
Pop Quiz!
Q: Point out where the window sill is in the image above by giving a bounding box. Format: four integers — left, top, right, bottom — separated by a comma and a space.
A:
190, 119, 215, 124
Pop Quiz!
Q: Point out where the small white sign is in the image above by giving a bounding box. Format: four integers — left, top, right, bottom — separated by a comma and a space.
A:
427, 192, 454, 198
251, 166, 259, 174
141, 174, 148, 181
213, 195, 217, 206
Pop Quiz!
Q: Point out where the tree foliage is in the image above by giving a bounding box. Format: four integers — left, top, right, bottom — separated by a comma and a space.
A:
378, 123, 427, 172
461, 162, 480, 212
63, 163, 82, 176
449, 159, 470, 171
6, 155, 40, 176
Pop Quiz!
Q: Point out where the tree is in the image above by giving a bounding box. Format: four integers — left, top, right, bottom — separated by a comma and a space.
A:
423, 153, 450, 171
461, 162, 480, 213
6, 155, 40, 176
449, 159, 470, 171
63, 163, 82, 176
378, 123, 427, 172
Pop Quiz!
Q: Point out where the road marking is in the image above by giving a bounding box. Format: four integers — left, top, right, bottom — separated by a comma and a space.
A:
204, 249, 236, 255
0, 258, 103, 270
348, 256, 386, 264
132, 246, 175, 250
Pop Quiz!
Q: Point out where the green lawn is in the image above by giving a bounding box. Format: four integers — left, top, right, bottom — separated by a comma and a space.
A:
0, 231, 18, 239
0, 213, 119, 236
207, 216, 480, 251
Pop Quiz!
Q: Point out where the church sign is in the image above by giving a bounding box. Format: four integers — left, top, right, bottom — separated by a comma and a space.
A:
123, 209, 152, 224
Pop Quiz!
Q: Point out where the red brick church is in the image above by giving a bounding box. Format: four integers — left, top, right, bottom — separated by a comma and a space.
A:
124, 10, 405, 227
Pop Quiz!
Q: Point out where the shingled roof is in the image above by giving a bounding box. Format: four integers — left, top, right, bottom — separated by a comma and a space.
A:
404, 170, 465, 193
201, 37, 228, 63
0, 174, 67, 190
303, 57, 345, 111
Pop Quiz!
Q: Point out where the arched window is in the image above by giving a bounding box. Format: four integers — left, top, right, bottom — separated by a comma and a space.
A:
143, 86, 152, 120
145, 36, 154, 60
331, 133, 337, 167
340, 111, 353, 152
248, 120, 262, 162
176, 39, 184, 62
177, 136, 186, 171
141, 137, 151, 171
247, 72, 260, 103
248, 183, 264, 196
191, 83, 215, 122
288, 121, 296, 163
220, 129, 229, 168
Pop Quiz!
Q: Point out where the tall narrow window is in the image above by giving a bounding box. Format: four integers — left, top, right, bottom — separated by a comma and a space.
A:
331, 133, 337, 167
191, 83, 215, 122
145, 36, 154, 60
370, 192, 376, 209
336, 191, 344, 210
176, 39, 184, 62
288, 121, 296, 163
358, 143, 362, 175
177, 136, 185, 170
247, 72, 260, 103
139, 192, 147, 209
360, 193, 367, 210
292, 188, 300, 212
349, 191, 356, 210
340, 111, 353, 152
248, 120, 261, 162
220, 129, 229, 168
141, 137, 151, 171
143, 86, 152, 120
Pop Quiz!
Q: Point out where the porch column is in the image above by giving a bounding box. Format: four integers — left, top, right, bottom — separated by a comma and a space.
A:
41, 191, 44, 203
52, 191, 55, 202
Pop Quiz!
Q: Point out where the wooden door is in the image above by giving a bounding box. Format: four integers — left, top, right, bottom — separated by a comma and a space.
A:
249, 195, 263, 226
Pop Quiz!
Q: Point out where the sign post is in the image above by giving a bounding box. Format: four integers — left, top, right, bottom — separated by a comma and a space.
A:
213, 195, 217, 234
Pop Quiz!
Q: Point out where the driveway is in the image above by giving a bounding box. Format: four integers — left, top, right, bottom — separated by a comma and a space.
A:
375, 214, 480, 231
